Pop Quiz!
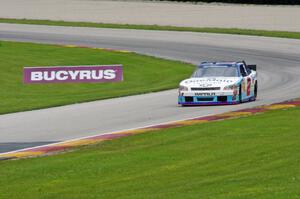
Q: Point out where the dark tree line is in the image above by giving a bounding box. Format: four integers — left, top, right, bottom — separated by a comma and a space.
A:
158, 0, 300, 5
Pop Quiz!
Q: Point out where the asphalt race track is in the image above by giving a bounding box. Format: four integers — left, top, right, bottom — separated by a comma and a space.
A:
1, 23, 300, 153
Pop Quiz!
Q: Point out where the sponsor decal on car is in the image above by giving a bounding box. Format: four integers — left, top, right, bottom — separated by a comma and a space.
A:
185, 78, 234, 84
198, 84, 213, 87
233, 87, 238, 100
23, 65, 123, 84
195, 93, 216, 96
242, 81, 246, 93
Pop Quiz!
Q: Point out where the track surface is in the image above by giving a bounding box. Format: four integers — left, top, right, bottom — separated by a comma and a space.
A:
1, 23, 300, 152
1, 0, 300, 31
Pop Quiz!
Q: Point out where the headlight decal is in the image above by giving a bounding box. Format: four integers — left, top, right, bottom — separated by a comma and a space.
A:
179, 85, 188, 91
224, 84, 238, 90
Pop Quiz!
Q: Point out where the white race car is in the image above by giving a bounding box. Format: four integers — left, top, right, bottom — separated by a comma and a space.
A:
178, 61, 257, 105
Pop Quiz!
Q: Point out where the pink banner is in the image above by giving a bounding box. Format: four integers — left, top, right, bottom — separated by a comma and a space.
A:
23, 65, 123, 84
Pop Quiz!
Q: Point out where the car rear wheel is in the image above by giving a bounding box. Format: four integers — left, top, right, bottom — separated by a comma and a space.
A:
254, 81, 258, 99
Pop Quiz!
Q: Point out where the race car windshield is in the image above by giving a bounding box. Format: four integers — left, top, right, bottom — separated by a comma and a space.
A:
191, 66, 238, 77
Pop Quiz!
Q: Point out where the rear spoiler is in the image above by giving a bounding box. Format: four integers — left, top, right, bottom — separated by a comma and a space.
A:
247, 64, 257, 71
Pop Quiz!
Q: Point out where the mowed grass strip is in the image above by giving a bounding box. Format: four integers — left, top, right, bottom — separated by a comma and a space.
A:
1, 107, 300, 199
1, 18, 300, 39
0, 41, 193, 114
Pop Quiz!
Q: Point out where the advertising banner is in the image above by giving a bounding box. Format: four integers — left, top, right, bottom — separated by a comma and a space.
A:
23, 65, 123, 84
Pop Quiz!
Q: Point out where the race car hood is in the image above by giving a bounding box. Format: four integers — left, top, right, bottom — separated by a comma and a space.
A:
180, 77, 242, 88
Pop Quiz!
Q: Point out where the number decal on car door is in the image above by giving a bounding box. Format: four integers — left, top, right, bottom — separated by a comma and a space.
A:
247, 77, 251, 96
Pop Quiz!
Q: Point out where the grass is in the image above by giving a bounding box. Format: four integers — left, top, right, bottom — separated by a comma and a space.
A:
1, 18, 300, 39
0, 40, 193, 114
0, 107, 300, 198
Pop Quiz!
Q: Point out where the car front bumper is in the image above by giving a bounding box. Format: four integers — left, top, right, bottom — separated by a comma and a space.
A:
178, 91, 239, 105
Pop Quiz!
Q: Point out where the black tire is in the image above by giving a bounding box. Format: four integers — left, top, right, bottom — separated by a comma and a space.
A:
254, 81, 258, 99
239, 85, 242, 103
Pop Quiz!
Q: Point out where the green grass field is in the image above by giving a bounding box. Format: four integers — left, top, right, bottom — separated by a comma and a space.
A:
0, 41, 193, 114
1, 107, 299, 199
1, 18, 300, 39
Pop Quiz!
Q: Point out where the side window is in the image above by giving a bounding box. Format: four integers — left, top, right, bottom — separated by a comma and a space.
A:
245, 66, 252, 75
239, 65, 247, 77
